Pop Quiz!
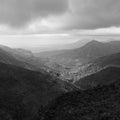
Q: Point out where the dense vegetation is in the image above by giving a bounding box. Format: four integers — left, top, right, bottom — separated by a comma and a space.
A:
43, 78, 120, 120
0, 63, 69, 120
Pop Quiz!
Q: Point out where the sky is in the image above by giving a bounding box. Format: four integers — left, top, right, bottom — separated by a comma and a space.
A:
0, 0, 120, 48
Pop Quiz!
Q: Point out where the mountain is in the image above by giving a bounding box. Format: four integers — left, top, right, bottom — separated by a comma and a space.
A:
74, 66, 120, 89
27, 39, 89, 53
90, 52, 120, 67
34, 40, 120, 81
0, 47, 30, 67
0, 62, 78, 120
0, 45, 75, 82
71, 52, 120, 81
0, 45, 51, 72
0, 47, 46, 73
43, 67, 120, 120
0, 45, 34, 60
35, 40, 120, 67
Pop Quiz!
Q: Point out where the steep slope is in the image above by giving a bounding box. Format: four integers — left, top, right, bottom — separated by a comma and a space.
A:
72, 52, 120, 80
0, 45, 51, 72
0, 47, 47, 73
0, 48, 30, 67
74, 66, 120, 89
0, 45, 33, 59
43, 69, 120, 120
0, 62, 78, 120
90, 52, 120, 67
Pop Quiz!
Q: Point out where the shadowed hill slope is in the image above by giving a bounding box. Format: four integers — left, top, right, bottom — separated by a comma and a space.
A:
0, 62, 78, 120
43, 67, 120, 120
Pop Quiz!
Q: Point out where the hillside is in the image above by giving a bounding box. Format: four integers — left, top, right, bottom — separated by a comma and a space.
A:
90, 52, 120, 67
35, 40, 120, 67
0, 45, 52, 73
43, 69, 120, 120
1, 42, 120, 120
74, 66, 120, 89
0, 62, 78, 120
71, 52, 120, 81
0, 47, 31, 68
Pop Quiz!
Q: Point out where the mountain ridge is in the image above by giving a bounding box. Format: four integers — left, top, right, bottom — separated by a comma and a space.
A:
35, 40, 120, 67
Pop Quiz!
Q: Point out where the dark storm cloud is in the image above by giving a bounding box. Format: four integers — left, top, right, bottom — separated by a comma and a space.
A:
67, 0, 120, 29
0, 0, 68, 27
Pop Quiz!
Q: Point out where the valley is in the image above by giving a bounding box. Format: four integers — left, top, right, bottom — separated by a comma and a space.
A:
35, 40, 120, 83
0, 0, 120, 119
0, 40, 120, 120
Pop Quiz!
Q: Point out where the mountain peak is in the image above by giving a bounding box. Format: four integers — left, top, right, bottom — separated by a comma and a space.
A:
86, 40, 102, 46
81, 40, 105, 50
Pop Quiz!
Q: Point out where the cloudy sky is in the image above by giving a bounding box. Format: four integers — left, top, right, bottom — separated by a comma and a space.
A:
0, 0, 120, 48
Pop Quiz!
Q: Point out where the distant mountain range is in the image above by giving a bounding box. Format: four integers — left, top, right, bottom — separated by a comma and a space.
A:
35, 40, 120, 67
27, 39, 90, 53
34, 40, 120, 83
1, 40, 120, 81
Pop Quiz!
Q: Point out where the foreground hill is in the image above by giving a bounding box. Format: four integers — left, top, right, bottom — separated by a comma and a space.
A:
35, 40, 120, 67
43, 67, 120, 120
0, 62, 78, 120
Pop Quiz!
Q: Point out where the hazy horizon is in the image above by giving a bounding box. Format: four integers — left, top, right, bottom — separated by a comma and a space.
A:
0, 0, 120, 49
0, 35, 120, 50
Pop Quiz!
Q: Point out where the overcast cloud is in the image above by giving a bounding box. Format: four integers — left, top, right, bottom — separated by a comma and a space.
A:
0, 0, 68, 27
65, 0, 120, 29
0, 0, 120, 36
